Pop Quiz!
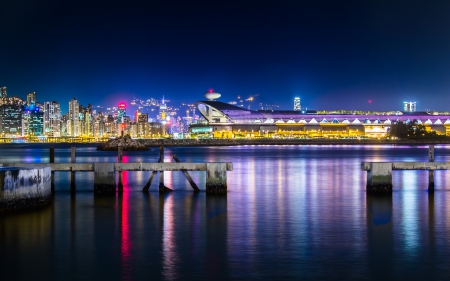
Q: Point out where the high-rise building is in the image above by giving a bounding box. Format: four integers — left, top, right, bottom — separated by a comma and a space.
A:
92, 111, 104, 137
43, 101, 61, 137
294, 97, 301, 111
79, 104, 93, 136
68, 98, 79, 136
22, 104, 44, 136
117, 102, 126, 123
404, 102, 416, 112
137, 113, 148, 138
0, 86, 6, 98
0, 86, 7, 105
27, 92, 36, 105
0, 104, 22, 136
60, 113, 68, 136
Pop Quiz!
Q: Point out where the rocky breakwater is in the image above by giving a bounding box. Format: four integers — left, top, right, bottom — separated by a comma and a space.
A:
97, 135, 149, 151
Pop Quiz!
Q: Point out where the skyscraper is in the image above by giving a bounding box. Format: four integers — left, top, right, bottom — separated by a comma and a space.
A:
27, 92, 36, 105
0, 86, 6, 98
68, 98, 79, 136
294, 97, 301, 111
403, 102, 416, 112
0, 87, 7, 106
0, 104, 22, 136
22, 104, 44, 136
43, 101, 61, 137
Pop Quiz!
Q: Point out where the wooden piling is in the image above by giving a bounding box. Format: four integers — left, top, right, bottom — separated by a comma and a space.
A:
50, 147, 55, 193
173, 154, 200, 192
70, 147, 76, 191
429, 145, 435, 191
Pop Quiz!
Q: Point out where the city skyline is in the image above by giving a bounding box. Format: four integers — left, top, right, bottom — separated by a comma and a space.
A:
1, 1, 450, 112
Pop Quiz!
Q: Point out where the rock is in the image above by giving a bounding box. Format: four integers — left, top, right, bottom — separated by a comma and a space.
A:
97, 135, 149, 151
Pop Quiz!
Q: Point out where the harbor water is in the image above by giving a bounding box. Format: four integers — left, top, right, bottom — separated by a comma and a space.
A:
1, 144, 450, 280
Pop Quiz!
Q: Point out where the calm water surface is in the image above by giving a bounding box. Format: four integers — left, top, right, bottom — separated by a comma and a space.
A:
1, 144, 450, 280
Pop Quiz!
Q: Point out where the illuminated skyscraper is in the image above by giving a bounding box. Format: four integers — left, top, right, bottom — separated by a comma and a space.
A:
68, 98, 79, 136
43, 101, 61, 137
159, 96, 167, 121
0, 86, 6, 105
403, 102, 416, 112
0, 104, 22, 136
27, 92, 36, 105
117, 102, 127, 136
22, 104, 43, 136
117, 102, 126, 123
294, 97, 301, 111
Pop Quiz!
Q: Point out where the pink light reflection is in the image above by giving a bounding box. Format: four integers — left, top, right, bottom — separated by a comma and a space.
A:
120, 170, 132, 280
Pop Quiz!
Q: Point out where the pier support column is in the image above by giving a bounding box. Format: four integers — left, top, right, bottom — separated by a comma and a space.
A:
366, 163, 392, 193
94, 163, 116, 194
206, 163, 227, 194
429, 145, 435, 191
0, 166, 52, 210
49, 147, 55, 193
70, 147, 76, 192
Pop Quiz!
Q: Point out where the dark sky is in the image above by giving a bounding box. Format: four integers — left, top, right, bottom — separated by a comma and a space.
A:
1, 0, 450, 113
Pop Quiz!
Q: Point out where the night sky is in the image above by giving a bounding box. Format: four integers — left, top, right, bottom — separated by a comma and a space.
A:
1, 0, 450, 113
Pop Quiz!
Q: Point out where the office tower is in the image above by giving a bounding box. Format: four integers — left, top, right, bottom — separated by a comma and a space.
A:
294, 97, 301, 111
0, 104, 22, 136
403, 102, 416, 112
68, 98, 79, 136
0, 86, 6, 105
27, 92, 36, 105
0, 86, 6, 98
137, 113, 148, 138
79, 104, 92, 137
22, 104, 43, 136
43, 101, 61, 137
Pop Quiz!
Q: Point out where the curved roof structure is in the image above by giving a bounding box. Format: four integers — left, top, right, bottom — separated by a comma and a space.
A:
196, 100, 450, 125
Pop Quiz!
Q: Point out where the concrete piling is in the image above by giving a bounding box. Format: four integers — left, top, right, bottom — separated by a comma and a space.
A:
49, 147, 55, 193
429, 145, 434, 191
70, 147, 76, 191
366, 163, 392, 193
173, 155, 200, 192
158, 146, 172, 192
118, 144, 123, 192
0, 166, 52, 211
206, 163, 228, 194
93, 163, 116, 194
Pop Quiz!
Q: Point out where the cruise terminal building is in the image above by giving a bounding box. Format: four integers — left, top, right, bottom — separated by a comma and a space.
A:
190, 92, 450, 139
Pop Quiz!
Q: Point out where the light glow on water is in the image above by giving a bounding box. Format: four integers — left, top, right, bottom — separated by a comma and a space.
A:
1, 144, 450, 279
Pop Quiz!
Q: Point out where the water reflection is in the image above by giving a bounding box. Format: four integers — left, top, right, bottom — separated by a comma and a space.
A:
2, 145, 450, 279
367, 194, 393, 279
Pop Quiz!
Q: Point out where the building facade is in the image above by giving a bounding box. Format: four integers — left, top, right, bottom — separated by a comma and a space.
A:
43, 101, 61, 137
68, 98, 79, 136
192, 100, 450, 138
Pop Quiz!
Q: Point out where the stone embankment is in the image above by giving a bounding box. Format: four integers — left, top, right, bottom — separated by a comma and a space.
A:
97, 135, 149, 151
141, 138, 450, 147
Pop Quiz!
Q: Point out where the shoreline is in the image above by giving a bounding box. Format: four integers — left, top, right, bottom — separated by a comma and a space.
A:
1, 138, 450, 147
140, 138, 450, 147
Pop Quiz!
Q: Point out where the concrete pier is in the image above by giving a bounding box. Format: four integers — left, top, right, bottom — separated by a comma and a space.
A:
365, 163, 393, 193
1, 162, 233, 193
0, 166, 52, 211
206, 163, 228, 194
362, 161, 450, 192
93, 163, 116, 194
